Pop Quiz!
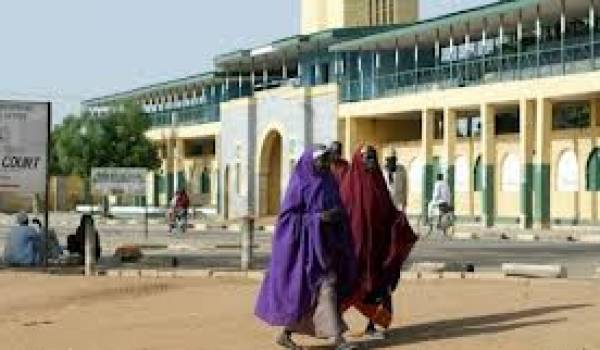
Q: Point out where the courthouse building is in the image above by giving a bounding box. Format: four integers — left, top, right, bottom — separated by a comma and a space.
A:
84, 0, 600, 230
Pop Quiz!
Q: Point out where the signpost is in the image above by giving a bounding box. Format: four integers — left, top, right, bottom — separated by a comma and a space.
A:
0, 101, 51, 264
91, 167, 148, 237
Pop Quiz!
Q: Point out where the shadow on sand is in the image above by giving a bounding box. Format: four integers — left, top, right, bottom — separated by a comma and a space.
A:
307, 303, 592, 350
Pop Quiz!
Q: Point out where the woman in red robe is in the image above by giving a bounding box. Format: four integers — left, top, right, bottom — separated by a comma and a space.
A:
340, 145, 418, 338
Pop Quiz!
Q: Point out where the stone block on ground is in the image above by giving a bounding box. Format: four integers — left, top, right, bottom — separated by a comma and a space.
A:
516, 234, 539, 242
212, 271, 248, 279
120, 269, 141, 278
247, 271, 265, 281
452, 232, 478, 240
157, 270, 176, 278
411, 262, 447, 273
114, 245, 144, 263
502, 263, 567, 278
140, 269, 158, 278
174, 270, 212, 278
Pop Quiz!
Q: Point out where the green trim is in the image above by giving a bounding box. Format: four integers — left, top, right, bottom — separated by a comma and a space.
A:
495, 217, 521, 225
447, 164, 455, 208
533, 164, 551, 225
520, 163, 534, 228
422, 163, 435, 219
331, 0, 541, 51
83, 72, 225, 106
482, 165, 495, 227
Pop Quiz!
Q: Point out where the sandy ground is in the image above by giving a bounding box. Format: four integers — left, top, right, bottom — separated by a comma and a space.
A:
0, 274, 598, 350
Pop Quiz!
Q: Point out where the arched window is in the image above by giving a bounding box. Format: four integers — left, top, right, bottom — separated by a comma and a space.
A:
556, 150, 578, 192
501, 153, 520, 192
409, 157, 423, 193
474, 156, 483, 192
455, 155, 469, 193
587, 147, 600, 191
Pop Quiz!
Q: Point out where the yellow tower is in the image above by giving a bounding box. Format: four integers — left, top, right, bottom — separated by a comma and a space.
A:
301, 0, 419, 35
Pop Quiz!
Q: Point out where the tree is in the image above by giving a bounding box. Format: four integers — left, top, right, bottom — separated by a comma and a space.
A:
51, 103, 161, 180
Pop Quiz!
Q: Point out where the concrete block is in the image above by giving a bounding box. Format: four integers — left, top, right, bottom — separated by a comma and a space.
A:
265, 225, 276, 232
174, 269, 212, 278
167, 243, 197, 252
120, 269, 141, 278
106, 270, 121, 277
212, 271, 248, 279
578, 234, 600, 244
502, 263, 567, 278
157, 270, 176, 278
247, 271, 265, 281
401, 272, 420, 280
516, 234, 539, 242
195, 223, 208, 231
464, 272, 506, 280
452, 232, 478, 240
419, 272, 443, 280
442, 272, 466, 279
411, 262, 447, 273
140, 269, 158, 278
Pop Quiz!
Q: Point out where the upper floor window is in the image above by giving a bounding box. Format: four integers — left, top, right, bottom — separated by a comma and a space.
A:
553, 102, 591, 130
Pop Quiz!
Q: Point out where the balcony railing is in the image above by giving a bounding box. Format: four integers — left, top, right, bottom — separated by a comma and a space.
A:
147, 104, 220, 128
340, 40, 600, 103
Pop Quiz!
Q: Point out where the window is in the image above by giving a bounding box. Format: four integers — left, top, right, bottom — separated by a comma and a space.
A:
495, 110, 520, 135
474, 156, 483, 192
587, 148, 600, 191
556, 150, 579, 192
455, 156, 469, 193
409, 158, 423, 193
553, 102, 591, 130
501, 153, 520, 192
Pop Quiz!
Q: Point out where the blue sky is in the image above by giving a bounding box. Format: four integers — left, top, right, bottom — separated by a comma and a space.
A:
0, 0, 493, 124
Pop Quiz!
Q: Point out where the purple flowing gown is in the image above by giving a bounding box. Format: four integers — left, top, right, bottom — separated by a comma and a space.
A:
255, 148, 356, 328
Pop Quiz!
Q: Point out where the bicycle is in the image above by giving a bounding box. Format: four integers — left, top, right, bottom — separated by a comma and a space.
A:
416, 202, 456, 239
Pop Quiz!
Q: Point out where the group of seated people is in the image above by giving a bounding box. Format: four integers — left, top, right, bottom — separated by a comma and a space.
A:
3, 212, 100, 267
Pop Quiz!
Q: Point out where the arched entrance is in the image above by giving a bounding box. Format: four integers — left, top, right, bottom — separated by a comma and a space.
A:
259, 130, 282, 216
223, 165, 230, 220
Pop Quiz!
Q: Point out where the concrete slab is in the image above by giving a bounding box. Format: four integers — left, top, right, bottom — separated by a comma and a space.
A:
212, 271, 248, 279
419, 272, 443, 280
106, 270, 121, 277
401, 272, 420, 280
516, 234, 539, 242
120, 269, 141, 278
174, 270, 212, 278
442, 272, 466, 279
464, 272, 507, 280
140, 270, 158, 278
411, 262, 447, 273
453, 232, 478, 240
247, 271, 265, 281
502, 263, 567, 278
157, 270, 176, 278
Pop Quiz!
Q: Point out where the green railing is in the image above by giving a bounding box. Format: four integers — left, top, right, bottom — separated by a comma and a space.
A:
146, 104, 220, 128
340, 40, 600, 103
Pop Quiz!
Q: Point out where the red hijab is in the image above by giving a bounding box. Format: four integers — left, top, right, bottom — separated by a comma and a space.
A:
340, 147, 418, 296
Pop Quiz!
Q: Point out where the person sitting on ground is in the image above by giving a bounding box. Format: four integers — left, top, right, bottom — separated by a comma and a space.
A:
67, 214, 101, 263
3, 212, 43, 267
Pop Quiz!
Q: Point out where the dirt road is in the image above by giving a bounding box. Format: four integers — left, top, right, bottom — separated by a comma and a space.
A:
0, 274, 598, 350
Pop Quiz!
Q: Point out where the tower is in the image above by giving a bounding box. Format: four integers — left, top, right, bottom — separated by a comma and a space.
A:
301, 0, 420, 35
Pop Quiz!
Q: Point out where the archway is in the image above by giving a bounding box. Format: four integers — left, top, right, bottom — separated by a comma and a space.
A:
259, 130, 283, 216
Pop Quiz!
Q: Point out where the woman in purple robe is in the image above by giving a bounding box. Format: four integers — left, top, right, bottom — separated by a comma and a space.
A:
255, 145, 357, 350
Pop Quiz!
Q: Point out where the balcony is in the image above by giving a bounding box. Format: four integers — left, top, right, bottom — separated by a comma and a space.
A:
340, 39, 600, 103
146, 103, 220, 128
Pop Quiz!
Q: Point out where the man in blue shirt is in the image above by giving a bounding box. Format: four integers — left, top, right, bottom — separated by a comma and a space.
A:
3, 212, 42, 267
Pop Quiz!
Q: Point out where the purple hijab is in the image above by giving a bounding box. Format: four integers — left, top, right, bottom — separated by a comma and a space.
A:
255, 148, 356, 327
